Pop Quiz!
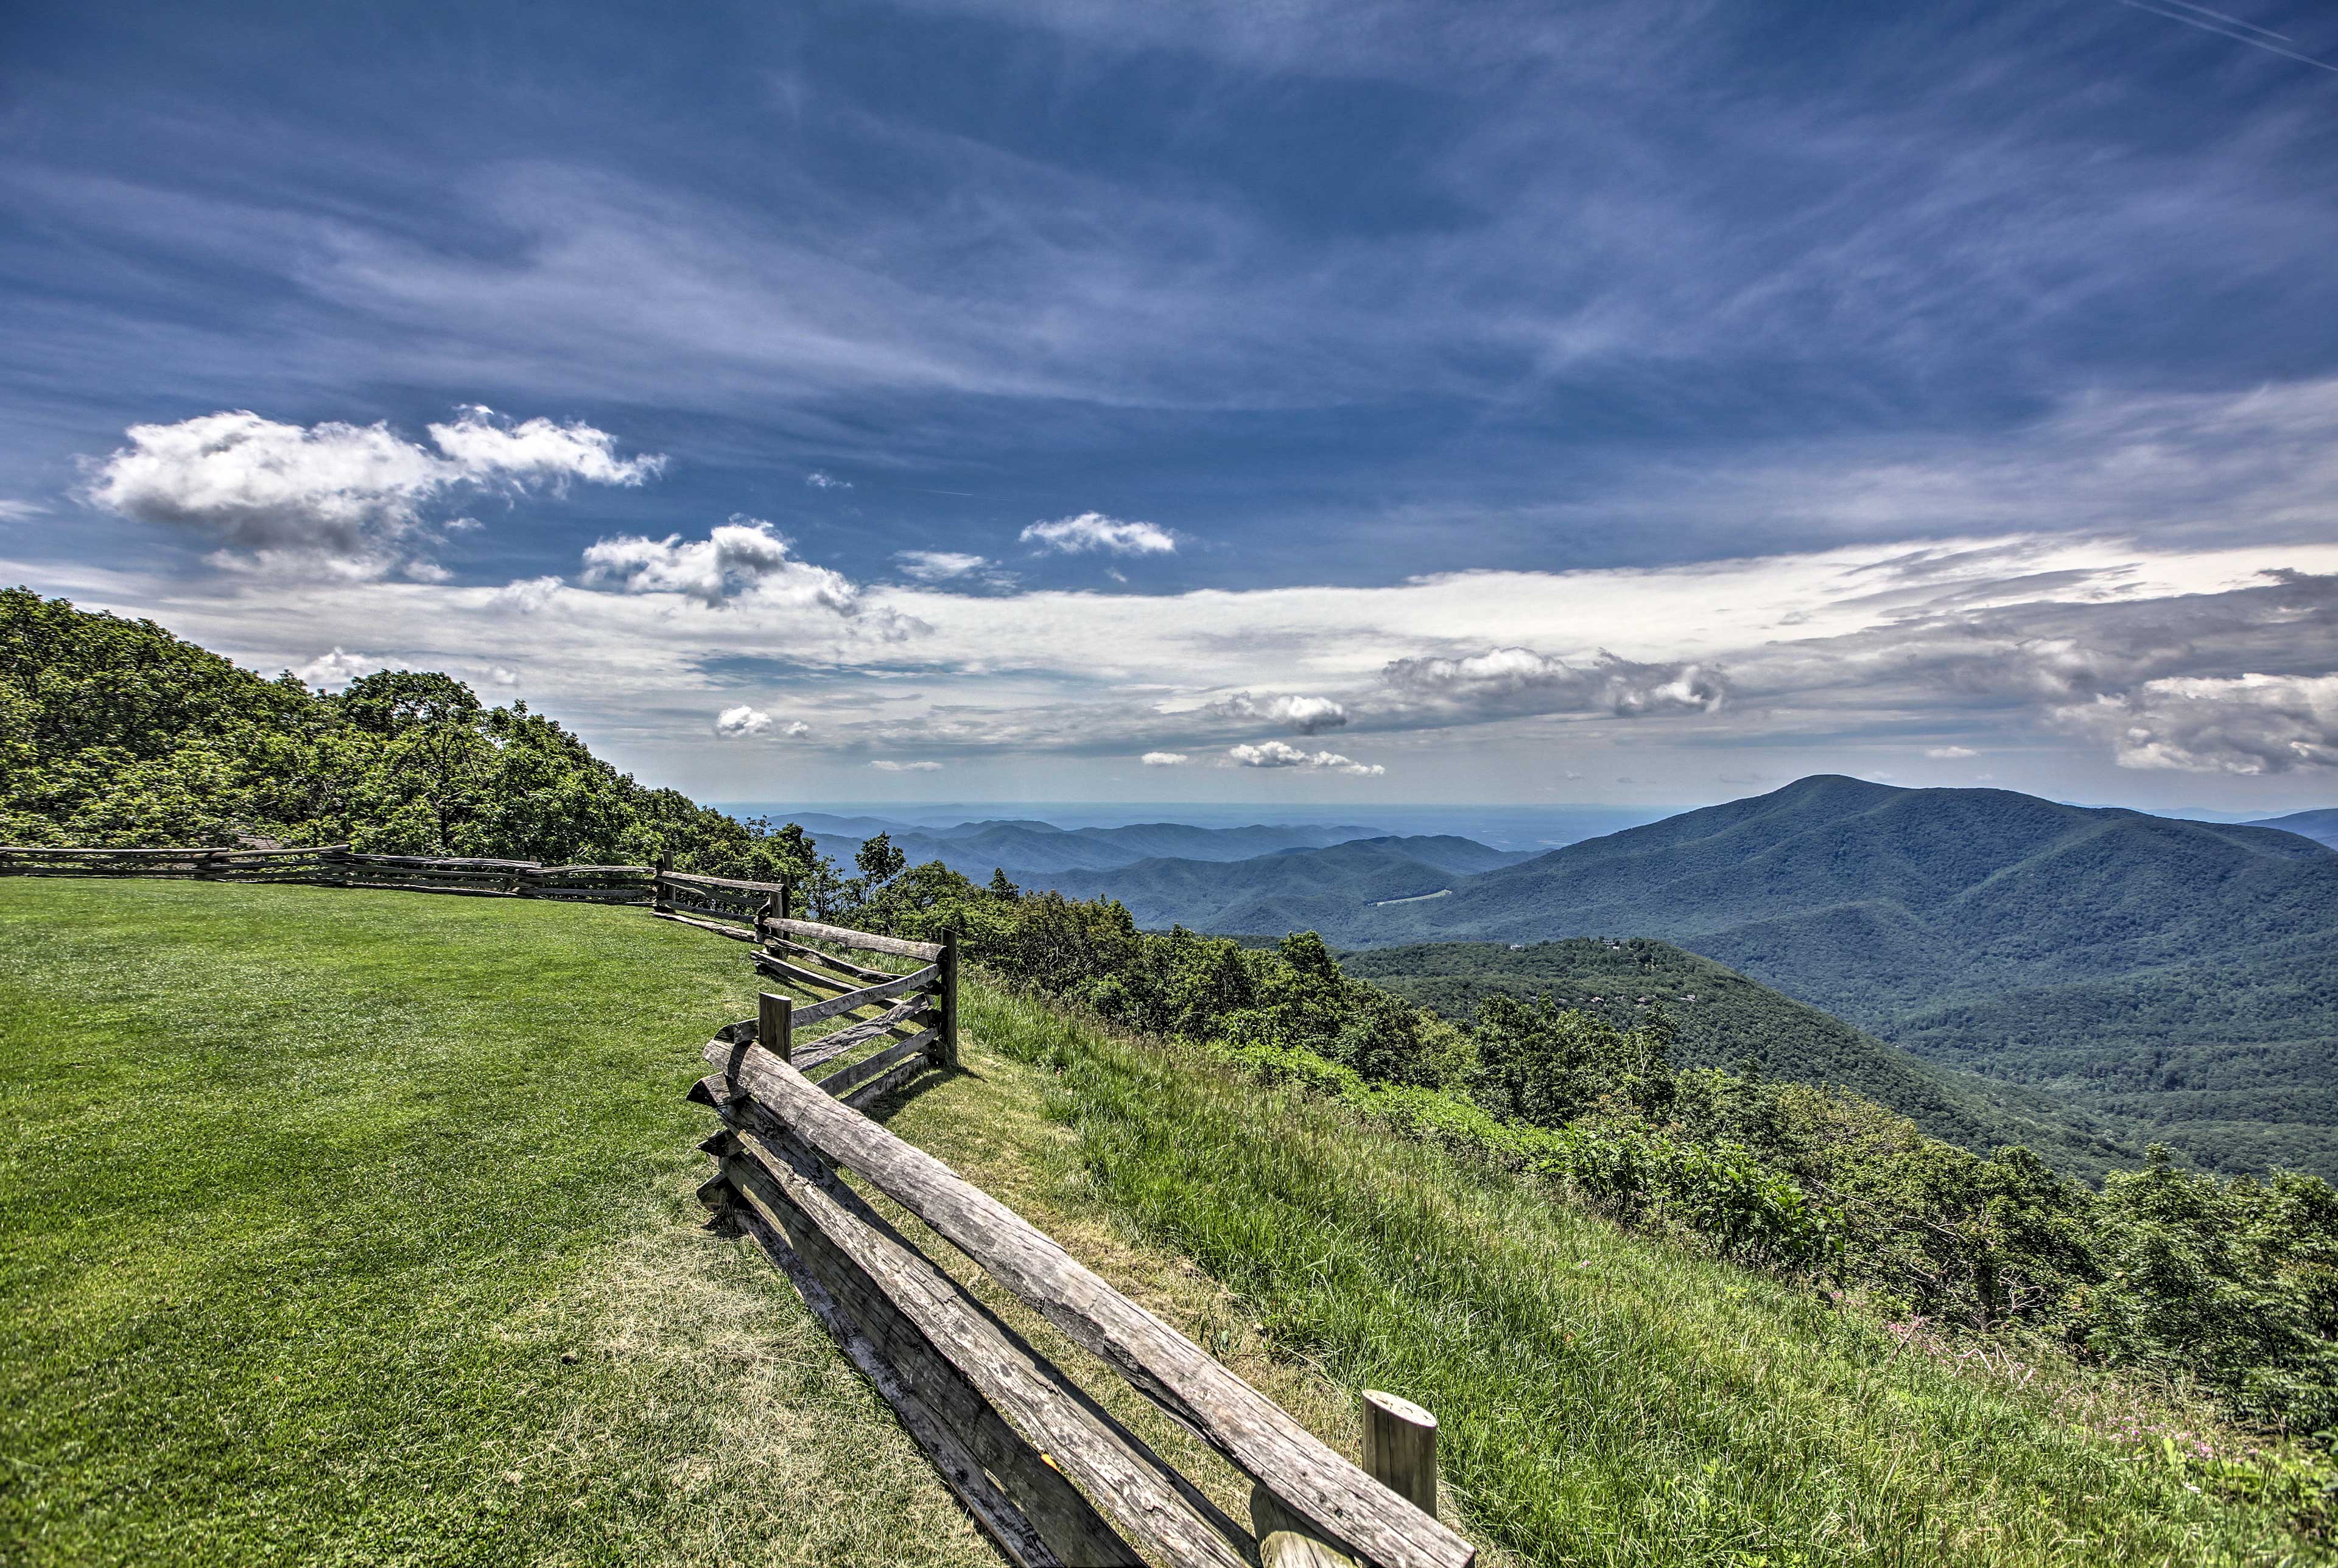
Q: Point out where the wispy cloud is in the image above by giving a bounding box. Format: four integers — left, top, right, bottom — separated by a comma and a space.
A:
1020, 512, 1176, 556
894, 550, 992, 582
2109, 0, 2338, 74
870, 758, 944, 771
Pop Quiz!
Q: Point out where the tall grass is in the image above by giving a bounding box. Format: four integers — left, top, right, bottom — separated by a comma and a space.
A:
969, 985, 2329, 1567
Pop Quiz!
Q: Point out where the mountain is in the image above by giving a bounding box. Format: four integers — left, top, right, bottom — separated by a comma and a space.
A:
1344, 937, 2144, 1178
1028, 836, 1526, 933
1323, 777, 2338, 1177
2247, 807, 2338, 851
787, 813, 1390, 877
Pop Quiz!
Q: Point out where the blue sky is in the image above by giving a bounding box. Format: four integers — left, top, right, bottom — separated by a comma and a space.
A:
5, 0, 2337, 810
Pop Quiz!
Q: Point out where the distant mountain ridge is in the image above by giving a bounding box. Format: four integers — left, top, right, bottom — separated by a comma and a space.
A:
785, 813, 1392, 877
2248, 807, 2338, 851
1026, 835, 1529, 931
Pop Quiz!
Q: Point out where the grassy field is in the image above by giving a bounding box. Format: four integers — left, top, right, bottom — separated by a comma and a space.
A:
4, 880, 2328, 1566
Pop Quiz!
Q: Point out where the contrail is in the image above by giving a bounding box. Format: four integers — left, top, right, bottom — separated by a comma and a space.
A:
2111, 0, 2338, 72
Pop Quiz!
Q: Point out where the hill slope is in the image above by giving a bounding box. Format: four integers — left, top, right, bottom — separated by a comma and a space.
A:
1334, 777, 2338, 1175
2248, 807, 2338, 850
1343, 938, 2143, 1177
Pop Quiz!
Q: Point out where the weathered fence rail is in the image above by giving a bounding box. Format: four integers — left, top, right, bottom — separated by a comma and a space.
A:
693, 949, 1471, 1568
6, 839, 1469, 1567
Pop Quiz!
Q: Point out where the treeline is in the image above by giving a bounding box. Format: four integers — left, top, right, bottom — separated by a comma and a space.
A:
0, 589, 812, 879
11, 588, 2335, 1445
837, 867, 2338, 1446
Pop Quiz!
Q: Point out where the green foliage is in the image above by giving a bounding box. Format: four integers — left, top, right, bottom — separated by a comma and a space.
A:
1347, 937, 2147, 1178
974, 984, 2335, 1566
0, 588, 805, 879
874, 875, 2338, 1447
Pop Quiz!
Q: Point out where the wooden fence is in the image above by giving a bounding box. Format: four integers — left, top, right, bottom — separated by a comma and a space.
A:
4, 841, 1472, 1567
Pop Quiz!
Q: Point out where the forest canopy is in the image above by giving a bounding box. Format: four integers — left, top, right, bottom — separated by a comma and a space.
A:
0, 587, 808, 878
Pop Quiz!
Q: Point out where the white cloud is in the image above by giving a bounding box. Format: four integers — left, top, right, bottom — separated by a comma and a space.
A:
1140, 751, 1191, 766
1212, 691, 1350, 733
2062, 674, 2338, 774
1227, 741, 1385, 775
714, 704, 773, 738
870, 758, 944, 771
294, 646, 390, 691
1381, 646, 1725, 718
582, 517, 858, 611
489, 666, 519, 687
1020, 511, 1176, 555
1925, 745, 1978, 759
0, 500, 46, 522
895, 550, 991, 582
424, 406, 665, 489
804, 471, 852, 489
82, 407, 662, 576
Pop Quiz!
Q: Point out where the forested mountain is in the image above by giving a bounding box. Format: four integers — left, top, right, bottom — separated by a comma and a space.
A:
1331, 777, 2338, 1176
2249, 807, 2338, 850
1345, 938, 2144, 1178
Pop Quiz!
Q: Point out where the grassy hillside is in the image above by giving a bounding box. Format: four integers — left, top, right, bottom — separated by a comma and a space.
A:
7, 880, 2326, 1566
1327, 777, 2338, 1177
1343, 938, 2146, 1178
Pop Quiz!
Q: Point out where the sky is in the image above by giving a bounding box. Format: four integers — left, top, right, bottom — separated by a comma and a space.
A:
4, 0, 2337, 813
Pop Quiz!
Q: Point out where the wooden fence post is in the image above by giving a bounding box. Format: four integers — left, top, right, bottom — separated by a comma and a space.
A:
1362, 1391, 1439, 1519
779, 879, 793, 924
758, 991, 793, 1065
653, 849, 673, 913
938, 928, 960, 1069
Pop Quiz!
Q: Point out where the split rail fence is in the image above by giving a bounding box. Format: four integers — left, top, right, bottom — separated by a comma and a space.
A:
2, 841, 1474, 1568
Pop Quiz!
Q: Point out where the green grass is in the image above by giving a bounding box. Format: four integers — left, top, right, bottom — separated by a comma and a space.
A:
969, 987, 2335, 1567
4, 878, 2328, 1567
0, 879, 1003, 1567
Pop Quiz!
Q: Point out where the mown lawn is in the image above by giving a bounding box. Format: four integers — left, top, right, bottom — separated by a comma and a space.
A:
0, 878, 1007, 1567
4, 879, 2328, 1567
